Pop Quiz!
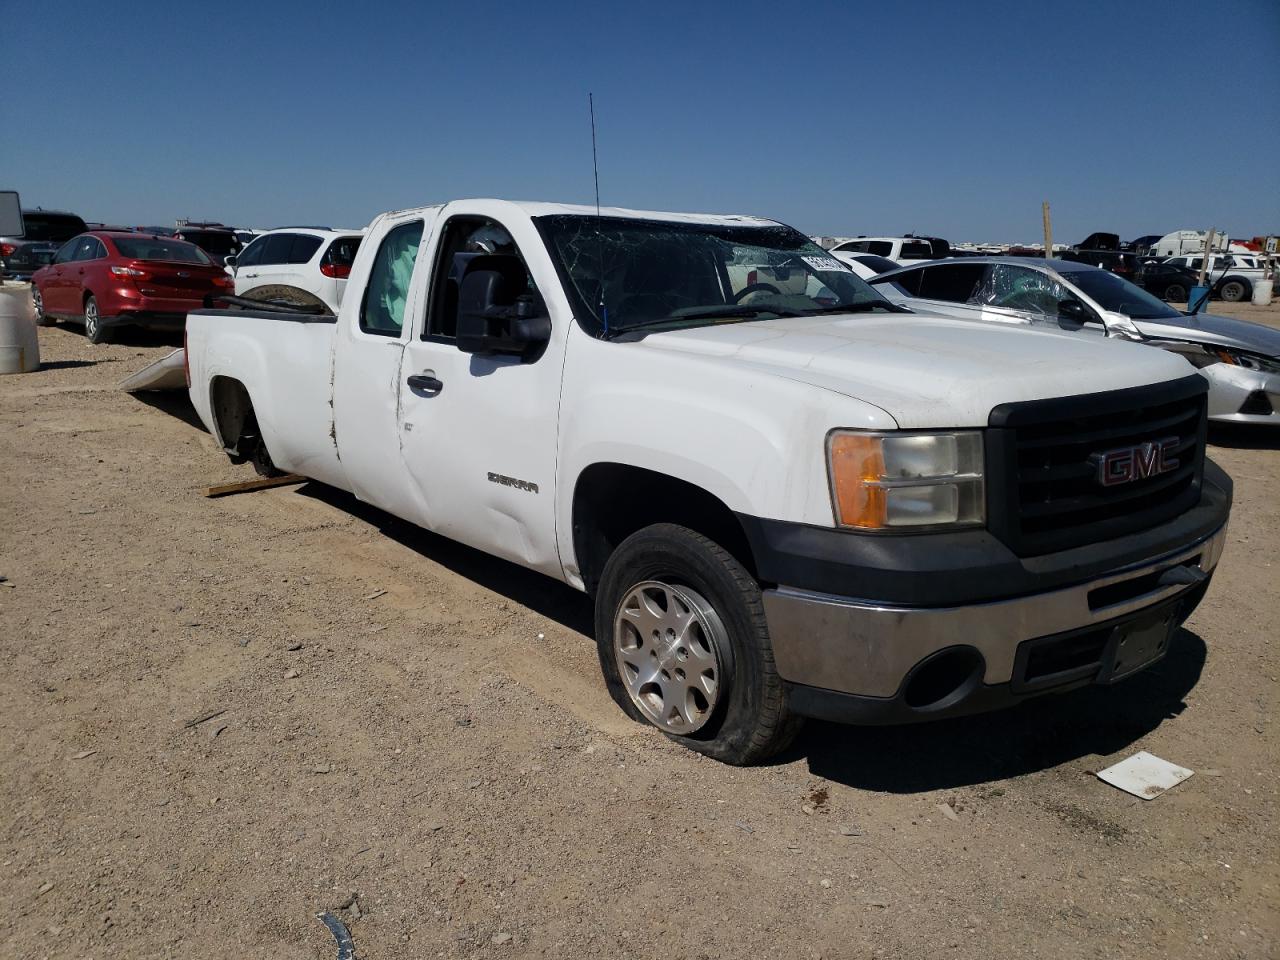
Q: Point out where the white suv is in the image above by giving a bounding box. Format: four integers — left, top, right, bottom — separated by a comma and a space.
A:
229, 227, 364, 313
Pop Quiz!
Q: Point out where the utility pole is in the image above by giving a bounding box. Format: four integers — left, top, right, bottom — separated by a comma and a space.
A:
1197, 228, 1217, 288
1042, 202, 1053, 259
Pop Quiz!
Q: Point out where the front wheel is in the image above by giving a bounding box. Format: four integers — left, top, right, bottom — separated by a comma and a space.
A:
32, 288, 55, 326
1163, 282, 1187, 303
83, 295, 111, 344
594, 523, 801, 765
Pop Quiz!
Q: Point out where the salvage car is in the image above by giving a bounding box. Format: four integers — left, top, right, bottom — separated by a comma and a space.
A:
870, 257, 1280, 424
185, 200, 1231, 765
228, 227, 364, 314
33, 232, 234, 342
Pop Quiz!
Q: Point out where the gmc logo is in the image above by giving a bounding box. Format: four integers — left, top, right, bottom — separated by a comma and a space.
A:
1091, 437, 1180, 487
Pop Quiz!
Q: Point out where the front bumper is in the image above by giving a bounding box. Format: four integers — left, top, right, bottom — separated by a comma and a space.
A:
1201, 362, 1280, 424
752, 469, 1232, 725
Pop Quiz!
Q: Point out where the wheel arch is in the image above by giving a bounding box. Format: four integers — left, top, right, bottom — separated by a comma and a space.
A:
208, 375, 258, 459
570, 462, 757, 595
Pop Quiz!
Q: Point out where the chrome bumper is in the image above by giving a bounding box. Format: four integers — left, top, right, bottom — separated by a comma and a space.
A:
762, 523, 1227, 698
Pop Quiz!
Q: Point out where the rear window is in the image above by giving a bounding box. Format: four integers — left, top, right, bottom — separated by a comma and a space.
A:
19, 213, 88, 243
899, 242, 934, 260
113, 237, 212, 264
324, 235, 362, 267
853, 254, 901, 274
177, 230, 238, 258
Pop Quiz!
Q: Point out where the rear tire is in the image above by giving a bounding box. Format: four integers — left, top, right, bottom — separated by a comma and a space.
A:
1163, 283, 1187, 303
32, 288, 55, 326
594, 523, 801, 765
83, 295, 111, 344
1218, 278, 1248, 303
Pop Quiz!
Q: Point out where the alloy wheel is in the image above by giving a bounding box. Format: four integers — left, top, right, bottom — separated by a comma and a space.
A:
612, 580, 725, 734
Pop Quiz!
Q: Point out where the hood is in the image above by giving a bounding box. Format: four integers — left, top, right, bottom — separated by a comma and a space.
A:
1133, 312, 1280, 357
636, 311, 1195, 428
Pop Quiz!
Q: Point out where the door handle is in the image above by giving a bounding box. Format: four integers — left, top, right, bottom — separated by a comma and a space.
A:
406, 373, 443, 394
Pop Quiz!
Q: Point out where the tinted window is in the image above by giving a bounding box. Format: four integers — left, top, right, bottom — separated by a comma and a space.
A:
899, 242, 934, 259
53, 238, 80, 264
918, 263, 986, 302
1065, 269, 1181, 320
852, 254, 901, 274
177, 230, 239, 258
875, 267, 924, 297
866, 241, 893, 256
361, 221, 423, 336
71, 237, 99, 261
112, 236, 211, 263
260, 233, 296, 265
286, 234, 323, 264
324, 236, 361, 268
20, 213, 88, 243
237, 236, 267, 267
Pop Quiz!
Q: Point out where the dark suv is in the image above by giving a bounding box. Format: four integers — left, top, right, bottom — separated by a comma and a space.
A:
0, 210, 88, 280
173, 221, 242, 264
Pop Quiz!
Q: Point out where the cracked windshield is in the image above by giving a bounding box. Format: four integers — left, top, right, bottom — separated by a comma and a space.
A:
536, 216, 896, 335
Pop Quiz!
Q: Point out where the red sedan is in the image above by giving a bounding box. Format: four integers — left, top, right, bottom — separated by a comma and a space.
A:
32, 231, 234, 343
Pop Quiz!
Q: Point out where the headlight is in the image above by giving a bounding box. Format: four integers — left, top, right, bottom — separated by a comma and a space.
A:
827, 431, 985, 531
1186, 346, 1280, 374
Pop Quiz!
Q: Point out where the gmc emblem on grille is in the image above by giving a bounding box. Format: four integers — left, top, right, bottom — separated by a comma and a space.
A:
1090, 436, 1180, 487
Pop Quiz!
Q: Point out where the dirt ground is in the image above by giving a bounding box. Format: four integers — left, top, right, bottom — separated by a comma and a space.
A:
1, 303, 1277, 960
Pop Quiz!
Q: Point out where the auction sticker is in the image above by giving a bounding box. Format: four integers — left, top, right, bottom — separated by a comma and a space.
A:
802, 255, 847, 272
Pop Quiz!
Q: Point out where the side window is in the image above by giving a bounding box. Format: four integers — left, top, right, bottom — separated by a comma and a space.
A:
977, 265, 1070, 317
426, 217, 536, 340
260, 233, 295, 265
72, 237, 99, 261
237, 236, 266, 267
360, 221, 424, 336
881, 267, 924, 297
53, 239, 79, 264
866, 241, 893, 256
1188, 258, 1203, 271
833, 241, 858, 252
89, 238, 106, 259
917, 263, 986, 302
288, 234, 323, 264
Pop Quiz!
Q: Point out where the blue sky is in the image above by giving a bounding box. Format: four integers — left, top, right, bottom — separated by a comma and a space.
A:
3, 0, 1278, 243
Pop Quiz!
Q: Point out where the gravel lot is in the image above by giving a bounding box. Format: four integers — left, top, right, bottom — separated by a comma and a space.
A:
2, 304, 1277, 960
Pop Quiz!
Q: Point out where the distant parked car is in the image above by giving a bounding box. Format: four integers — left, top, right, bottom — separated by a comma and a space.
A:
173, 221, 242, 264
831, 251, 901, 279
228, 227, 364, 313
829, 236, 935, 265
1162, 253, 1263, 302
869, 257, 1280, 425
0, 209, 87, 280
31, 232, 234, 343
1133, 259, 1201, 302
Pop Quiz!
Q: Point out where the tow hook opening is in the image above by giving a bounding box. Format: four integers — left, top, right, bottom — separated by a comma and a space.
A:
902, 647, 985, 710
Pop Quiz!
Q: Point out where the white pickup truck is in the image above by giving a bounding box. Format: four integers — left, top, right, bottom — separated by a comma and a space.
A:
186, 200, 1232, 765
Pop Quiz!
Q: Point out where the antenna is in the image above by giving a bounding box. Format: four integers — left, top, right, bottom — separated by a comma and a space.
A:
589, 93, 608, 335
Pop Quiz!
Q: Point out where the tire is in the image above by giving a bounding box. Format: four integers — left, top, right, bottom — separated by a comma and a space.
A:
83, 295, 111, 344
594, 523, 801, 765
248, 432, 282, 478
32, 288, 55, 326
1218, 278, 1248, 303
1163, 283, 1187, 303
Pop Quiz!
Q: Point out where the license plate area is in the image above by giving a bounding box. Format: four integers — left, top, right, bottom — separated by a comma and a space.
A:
1098, 605, 1178, 683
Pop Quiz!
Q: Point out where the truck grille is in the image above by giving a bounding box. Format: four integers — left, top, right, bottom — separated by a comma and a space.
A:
985, 375, 1207, 557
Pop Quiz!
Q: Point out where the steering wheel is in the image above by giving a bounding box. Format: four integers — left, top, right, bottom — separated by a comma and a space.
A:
732, 282, 782, 303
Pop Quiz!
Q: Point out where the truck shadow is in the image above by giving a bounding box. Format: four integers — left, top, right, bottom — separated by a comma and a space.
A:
792, 628, 1206, 792
1207, 423, 1280, 450
296, 484, 595, 636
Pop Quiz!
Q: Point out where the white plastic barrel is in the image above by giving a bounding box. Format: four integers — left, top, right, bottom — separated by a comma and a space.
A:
0, 282, 41, 374
1252, 279, 1274, 306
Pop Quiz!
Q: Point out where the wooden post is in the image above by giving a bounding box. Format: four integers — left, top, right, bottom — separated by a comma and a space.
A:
1197, 228, 1216, 288
1042, 202, 1053, 259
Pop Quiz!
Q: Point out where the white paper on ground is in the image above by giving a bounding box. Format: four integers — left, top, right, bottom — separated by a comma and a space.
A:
1097, 751, 1193, 800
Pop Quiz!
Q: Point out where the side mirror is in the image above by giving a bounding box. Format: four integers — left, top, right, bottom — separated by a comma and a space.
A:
455, 257, 549, 359
224, 255, 237, 268
1057, 299, 1089, 327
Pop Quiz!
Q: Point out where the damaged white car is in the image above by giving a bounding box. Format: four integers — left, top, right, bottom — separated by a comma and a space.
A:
870, 258, 1280, 424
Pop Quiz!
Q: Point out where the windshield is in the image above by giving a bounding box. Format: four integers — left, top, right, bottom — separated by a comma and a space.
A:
535, 215, 894, 335
1062, 267, 1181, 320
113, 236, 212, 264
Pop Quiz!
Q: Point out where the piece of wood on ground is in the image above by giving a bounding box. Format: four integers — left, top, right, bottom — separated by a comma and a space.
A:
203, 474, 304, 498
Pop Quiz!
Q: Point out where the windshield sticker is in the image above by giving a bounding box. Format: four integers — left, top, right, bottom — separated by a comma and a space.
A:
802, 255, 847, 272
